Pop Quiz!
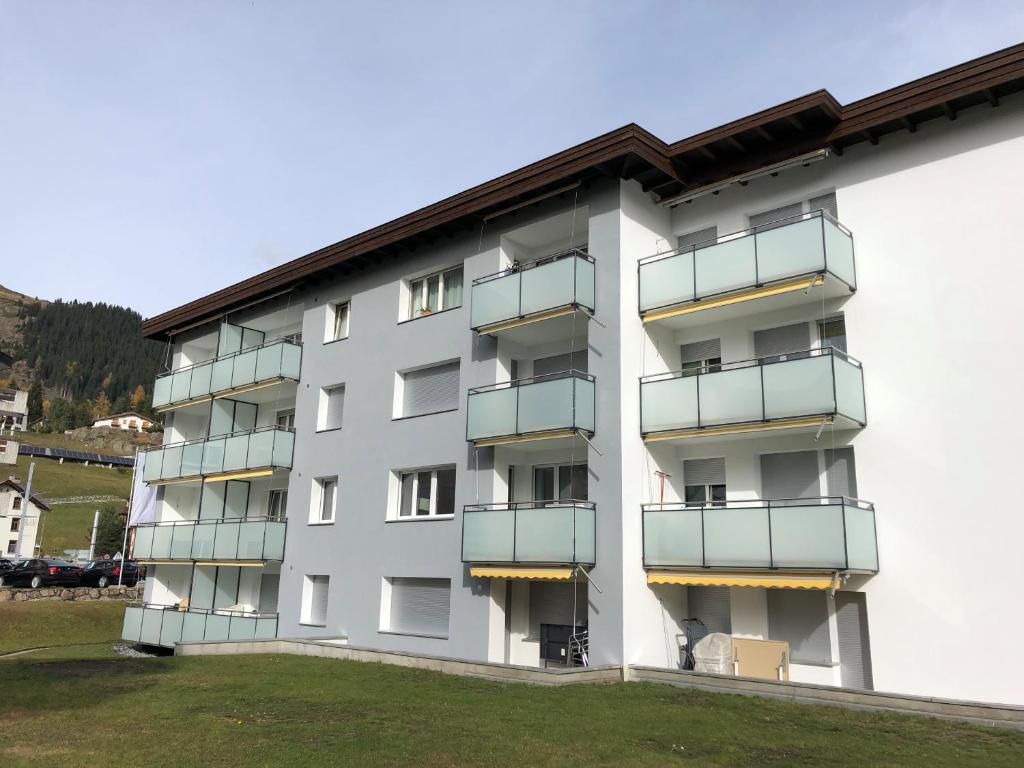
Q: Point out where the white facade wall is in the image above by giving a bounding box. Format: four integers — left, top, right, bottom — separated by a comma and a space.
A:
0, 487, 40, 558
138, 94, 1024, 705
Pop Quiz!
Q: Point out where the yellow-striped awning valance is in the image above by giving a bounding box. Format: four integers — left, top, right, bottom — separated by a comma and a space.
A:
646, 570, 838, 591
470, 567, 574, 581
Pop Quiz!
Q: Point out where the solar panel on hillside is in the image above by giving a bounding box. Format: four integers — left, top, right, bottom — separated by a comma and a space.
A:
17, 444, 134, 466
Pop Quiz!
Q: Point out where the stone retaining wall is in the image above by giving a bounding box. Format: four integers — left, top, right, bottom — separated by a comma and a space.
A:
0, 585, 142, 603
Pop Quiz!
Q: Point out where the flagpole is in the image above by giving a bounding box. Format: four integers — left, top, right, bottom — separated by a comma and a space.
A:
118, 447, 140, 587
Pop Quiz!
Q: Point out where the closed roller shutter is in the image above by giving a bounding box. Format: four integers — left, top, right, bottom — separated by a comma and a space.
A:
684, 457, 726, 487
749, 202, 803, 230
390, 578, 451, 637
530, 582, 587, 632
760, 451, 820, 499
688, 586, 732, 634
677, 226, 718, 251
308, 575, 329, 625
767, 589, 832, 665
809, 192, 838, 219
534, 352, 587, 376
835, 591, 873, 690
259, 574, 280, 614
825, 447, 858, 498
754, 323, 810, 359
402, 362, 460, 417
680, 338, 721, 364
325, 386, 345, 430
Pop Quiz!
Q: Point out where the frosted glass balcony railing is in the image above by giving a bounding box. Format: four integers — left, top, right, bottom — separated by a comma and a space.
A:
152, 339, 302, 410
638, 210, 856, 315
122, 604, 278, 648
132, 517, 286, 562
462, 502, 596, 565
470, 249, 596, 331
643, 497, 878, 572
141, 427, 295, 483
467, 371, 596, 442
640, 347, 865, 437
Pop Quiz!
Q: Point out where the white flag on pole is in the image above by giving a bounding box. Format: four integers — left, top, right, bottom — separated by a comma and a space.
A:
128, 451, 158, 526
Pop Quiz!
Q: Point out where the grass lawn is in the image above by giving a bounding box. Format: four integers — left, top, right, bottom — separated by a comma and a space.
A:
12, 454, 132, 499
36, 501, 114, 553
0, 601, 126, 655
1, 603, 1023, 767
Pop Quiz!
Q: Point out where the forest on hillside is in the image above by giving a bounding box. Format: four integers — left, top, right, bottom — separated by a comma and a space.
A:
5, 299, 165, 431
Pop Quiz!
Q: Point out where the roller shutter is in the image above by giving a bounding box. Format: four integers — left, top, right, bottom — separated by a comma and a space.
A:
760, 451, 820, 499
680, 338, 722, 364
825, 447, 858, 498
836, 591, 874, 690
530, 581, 587, 632
684, 457, 726, 487
767, 589, 832, 665
390, 578, 451, 637
754, 322, 810, 360
402, 362, 460, 416
677, 226, 718, 251
687, 586, 732, 634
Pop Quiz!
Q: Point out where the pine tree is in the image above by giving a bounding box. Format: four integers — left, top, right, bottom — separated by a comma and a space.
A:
27, 379, 43, 421
94, 504, 127, 557
129, 384, 146, 411
92, 390, 111, 420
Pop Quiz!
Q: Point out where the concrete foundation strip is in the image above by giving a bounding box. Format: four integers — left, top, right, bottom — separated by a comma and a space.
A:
173, 638, 1024, 730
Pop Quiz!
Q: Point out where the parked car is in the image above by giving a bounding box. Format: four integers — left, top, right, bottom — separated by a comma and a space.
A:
78, 559, 145, 588
0, 558, 82, 588
0, 558, 13, 572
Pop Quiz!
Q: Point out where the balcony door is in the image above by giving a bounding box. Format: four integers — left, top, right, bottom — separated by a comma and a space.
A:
532, 463, 587, 502
760, 451, 820, 500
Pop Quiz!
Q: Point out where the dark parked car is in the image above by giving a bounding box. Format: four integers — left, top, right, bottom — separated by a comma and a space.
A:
0, 558, 82, 588
78, 559, 145, 588
0, 558, 13, 572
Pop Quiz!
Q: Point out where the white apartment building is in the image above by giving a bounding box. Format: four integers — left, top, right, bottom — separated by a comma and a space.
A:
0, 478, 46, 558
122, 45, 1024, 706
0, 388, 28, 433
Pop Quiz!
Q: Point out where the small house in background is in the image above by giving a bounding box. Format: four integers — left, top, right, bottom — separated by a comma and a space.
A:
0, 437, 18, 465
0, 477, 49, 558
92, 411, 154, 433
0, 388, 29, 433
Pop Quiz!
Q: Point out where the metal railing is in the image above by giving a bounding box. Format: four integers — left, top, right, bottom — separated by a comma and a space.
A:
640, 346, 866, 436
642, 496, 878, 572
122, 603, 279, 647
638, 209, 856, 315
152, 338, 302, 409
466, 369, 596, 442
132, 516, 286, 562
462, 501, 596, 565
141, 426, 295, 483
470, 248, 595, 331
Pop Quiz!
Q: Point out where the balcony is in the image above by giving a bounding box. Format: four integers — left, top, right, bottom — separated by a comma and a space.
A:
470, 250, 595, 341
122, 604, 278, 648
141, 426, 295, 485
462, 502, 596, 565
467, 370, 595, 447
152, 338, 302, 412
132, 517, 286, 562
641, 347, 865, 442
639, 211, 856, 326
642, 497, 878, 572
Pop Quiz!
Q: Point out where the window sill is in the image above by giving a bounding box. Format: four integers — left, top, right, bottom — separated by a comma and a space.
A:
391, 408, 459, 422
307, 521, 335, 526
397, 305, 462, 325
315, 427, 343, 434
299, 622, 327, 628
789, 660, 840, 668
385, 515, 455, 524
323, 336, 349, 346
378, 629, 448, 641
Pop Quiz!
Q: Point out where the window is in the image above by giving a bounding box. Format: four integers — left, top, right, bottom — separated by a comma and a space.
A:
818, 316, 847, 352
267, 489, 288, 521
276, 409, 295, 430
302, 575, 329, 626
10, 518, 20, 532
327, 301, 350, 342
749, 202, 804, 231
399, 467, 456, 518
684, 457, 726, 506
12, 496, 22, 511
677, 226, 718, 252
6, 540, 14, 555
399, 361, 459, 418
317, 385, 345, 431
312, 478, 337, 524
767, 589, 832, 665
385, 577, 451, 637
753, 322, 811, 362
760, 451, 821, 500
680, 339, 722, 375
532, 463, 588, 501
407, 266, 463, 319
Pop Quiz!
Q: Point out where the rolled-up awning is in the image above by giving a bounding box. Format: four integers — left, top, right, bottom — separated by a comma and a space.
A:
469, 567, 574, 581
646, 570, 838, 590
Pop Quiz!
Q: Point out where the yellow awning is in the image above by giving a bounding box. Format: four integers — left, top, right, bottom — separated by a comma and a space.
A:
646, 570, 838, 590
470, 567, 574, 581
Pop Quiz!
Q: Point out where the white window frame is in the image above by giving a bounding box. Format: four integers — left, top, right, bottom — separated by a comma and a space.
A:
267, 489, 288, 521
317, 385, 345, 432
325, 301, 350, 343
301, 574, 329, 627
275, 409, 295, 430
405, 265, 463, 320
310, 477, 337, 525
389, 465, 456, 521
531, 462, 588, 502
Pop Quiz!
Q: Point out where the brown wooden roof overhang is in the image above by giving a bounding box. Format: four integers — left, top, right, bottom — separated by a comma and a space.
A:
143, 42, 1024, 341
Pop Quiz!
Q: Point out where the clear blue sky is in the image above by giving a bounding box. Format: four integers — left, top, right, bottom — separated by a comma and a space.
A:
2, 1, 1022, 318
